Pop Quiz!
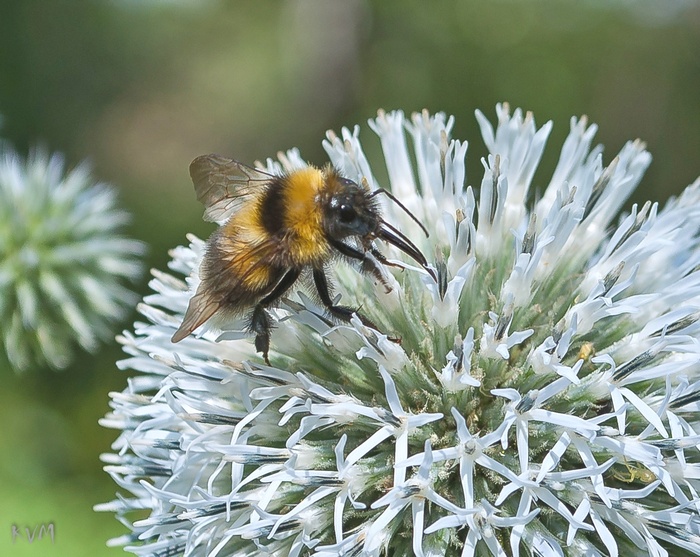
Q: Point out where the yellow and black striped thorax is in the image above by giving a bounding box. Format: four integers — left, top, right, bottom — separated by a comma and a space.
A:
257, 166, 331, 265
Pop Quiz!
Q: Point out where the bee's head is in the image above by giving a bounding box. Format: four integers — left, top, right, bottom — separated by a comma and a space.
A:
321, 169, 380, 240
320, 166, 437, 282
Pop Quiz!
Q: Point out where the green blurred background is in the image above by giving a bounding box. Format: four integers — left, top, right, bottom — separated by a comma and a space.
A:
0, 1, 698, 555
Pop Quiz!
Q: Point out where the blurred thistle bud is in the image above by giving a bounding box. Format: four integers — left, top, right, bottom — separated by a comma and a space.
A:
0, 147, 145, 372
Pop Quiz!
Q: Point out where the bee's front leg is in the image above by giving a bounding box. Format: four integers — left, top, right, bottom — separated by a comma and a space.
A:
328, 238, 392, 293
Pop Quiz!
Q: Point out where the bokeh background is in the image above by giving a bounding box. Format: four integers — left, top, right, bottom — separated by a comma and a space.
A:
0, 1, 698, 555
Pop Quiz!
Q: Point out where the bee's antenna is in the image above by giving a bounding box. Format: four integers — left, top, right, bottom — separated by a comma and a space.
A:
370, 188, 429, 238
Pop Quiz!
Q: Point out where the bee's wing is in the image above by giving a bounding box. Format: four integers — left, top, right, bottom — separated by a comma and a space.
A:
171, 287, 222, 343
171, 238, 284, 343
190, 154, 274, 223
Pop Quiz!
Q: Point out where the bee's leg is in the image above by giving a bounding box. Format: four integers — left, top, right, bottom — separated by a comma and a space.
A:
368, 246, 401, 269
328, 238, 392, 293
312, 268, 379, 330
249, 305, 273, 364
250, 269, 301, 364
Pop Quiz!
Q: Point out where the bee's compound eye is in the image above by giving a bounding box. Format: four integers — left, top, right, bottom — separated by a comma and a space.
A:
339, 204, 357, 223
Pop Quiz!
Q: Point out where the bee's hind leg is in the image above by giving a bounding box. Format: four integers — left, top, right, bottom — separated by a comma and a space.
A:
250, 269, 301, 364
249, 305, 273, 364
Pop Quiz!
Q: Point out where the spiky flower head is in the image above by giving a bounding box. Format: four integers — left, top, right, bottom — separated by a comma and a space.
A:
0, 148, 144, 372
99, 105, 700, 556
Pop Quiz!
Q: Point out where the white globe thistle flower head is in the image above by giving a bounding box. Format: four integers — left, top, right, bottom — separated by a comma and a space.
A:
0, 147, 145, 372
99, 104, 700, 557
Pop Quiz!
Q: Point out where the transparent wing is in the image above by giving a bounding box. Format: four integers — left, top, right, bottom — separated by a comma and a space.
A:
171, 239, 283, 343
171, 287, 222, 343
190, 154, 274, 223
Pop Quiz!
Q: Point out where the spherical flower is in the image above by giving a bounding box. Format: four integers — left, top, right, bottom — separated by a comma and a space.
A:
0, 148, 145, 371
98, 105, 700, 556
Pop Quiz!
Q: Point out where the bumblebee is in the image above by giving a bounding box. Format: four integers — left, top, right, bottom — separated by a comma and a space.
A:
171, 154, 435, 362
